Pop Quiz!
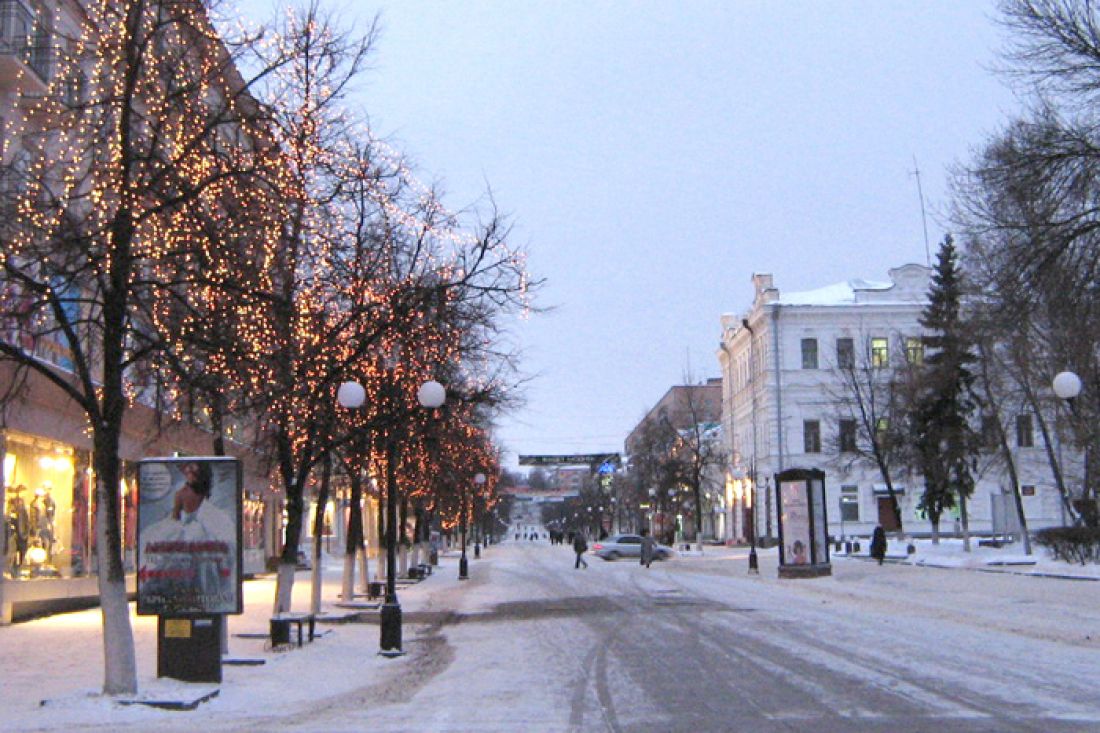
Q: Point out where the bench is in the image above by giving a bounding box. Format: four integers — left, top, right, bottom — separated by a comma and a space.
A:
270, 612, 315, 647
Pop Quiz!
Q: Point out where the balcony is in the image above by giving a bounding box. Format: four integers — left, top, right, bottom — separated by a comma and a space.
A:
0, 0, 49, 93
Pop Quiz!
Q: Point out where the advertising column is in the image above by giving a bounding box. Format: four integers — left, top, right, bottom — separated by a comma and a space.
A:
775, 468, 831, 579
137, 457, 242, 683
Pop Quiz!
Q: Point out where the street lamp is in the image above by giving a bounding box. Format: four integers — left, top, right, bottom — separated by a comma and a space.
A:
747, 477, 759, 574
473, 472, 486, 561
338, 377, 445, 657
1053, 371, 1083, 404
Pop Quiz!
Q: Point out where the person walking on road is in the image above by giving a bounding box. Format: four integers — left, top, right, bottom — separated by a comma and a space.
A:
573, 533, 588, 569
870, 525, 887, 565
640, 528, 656, 568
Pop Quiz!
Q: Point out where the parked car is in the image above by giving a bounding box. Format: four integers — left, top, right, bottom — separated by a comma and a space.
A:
591, 534, 675, 561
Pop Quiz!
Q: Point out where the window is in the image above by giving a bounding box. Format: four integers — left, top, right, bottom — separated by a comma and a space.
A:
1021, 485, 1036, 497
840, 486, 859, 522
906, 337, 924, 365
839, 419, 857, 453
875, 418, 889, 442
803, 420, 821, 453
870, 337, 889, 368
801, 338, 818, 369
980, 415, 1000, 449
836, 337, 854, 369
1016, 414, 1034, 448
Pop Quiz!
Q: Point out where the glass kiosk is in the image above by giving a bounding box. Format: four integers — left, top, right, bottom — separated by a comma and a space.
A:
775, 468, 831, 579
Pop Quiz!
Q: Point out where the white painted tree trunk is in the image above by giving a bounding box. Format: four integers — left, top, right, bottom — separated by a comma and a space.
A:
410, 543, 421, 569
273, 563, 296, 614
398, 544, 408, 576
341, 551, 355, 600
358, 548, 369, 594
95, 471, 136, 696
309, 550, 322, 617
98, 576, 137, 695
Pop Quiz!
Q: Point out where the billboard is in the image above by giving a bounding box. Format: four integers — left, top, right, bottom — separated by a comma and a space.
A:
136, 457, 242, 615
518, 453, 621, 467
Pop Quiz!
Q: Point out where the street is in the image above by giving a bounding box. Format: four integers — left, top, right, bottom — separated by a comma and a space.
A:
6, 540, 1100, 733
279, 542, 1100, 733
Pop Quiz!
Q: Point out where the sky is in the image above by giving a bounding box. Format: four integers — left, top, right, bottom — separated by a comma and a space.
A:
250, 1, 1024, 469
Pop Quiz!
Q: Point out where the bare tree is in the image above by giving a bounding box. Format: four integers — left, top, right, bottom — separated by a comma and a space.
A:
825, 330, 913, 534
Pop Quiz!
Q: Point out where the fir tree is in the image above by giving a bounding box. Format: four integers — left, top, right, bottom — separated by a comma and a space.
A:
910, 235, 981, 545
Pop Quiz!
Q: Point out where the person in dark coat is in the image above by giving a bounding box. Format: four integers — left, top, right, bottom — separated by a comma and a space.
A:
869, 525, 887, 565
573, 533, 588, 569
640, 528, 656, 568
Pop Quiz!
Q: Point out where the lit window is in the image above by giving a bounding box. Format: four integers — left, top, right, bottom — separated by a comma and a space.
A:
870, 337, 889, 368
906, 337, 924, 365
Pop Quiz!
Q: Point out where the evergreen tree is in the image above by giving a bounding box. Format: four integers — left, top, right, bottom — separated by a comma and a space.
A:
910, 236, 982, 545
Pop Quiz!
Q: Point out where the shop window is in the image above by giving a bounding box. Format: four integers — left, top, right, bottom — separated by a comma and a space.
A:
3, 431, 76, 579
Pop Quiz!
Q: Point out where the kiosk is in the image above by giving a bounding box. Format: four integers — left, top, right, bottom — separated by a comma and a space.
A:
775, 468, 831, 579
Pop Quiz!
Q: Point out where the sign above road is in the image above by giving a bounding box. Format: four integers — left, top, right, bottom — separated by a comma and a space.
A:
518, 453, 621, 468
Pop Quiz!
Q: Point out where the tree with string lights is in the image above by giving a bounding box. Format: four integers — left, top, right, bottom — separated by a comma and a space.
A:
0, 0, 282, 695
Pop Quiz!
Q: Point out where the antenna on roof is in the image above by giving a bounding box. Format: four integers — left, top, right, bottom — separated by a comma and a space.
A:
910, 156, 931, 267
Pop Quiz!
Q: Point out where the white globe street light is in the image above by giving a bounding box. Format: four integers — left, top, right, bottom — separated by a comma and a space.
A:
417, 380, 446, 409
337, 381, 366, 409
336, 376, 444, 656
1053, 371, 1083, 402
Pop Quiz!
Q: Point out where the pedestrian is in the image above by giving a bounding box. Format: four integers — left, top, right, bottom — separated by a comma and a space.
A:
870, 525, 887, 565
640, 527, 655, 569
573, 533, 588, 569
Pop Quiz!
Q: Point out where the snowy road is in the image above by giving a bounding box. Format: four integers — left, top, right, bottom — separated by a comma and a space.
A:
6, 541, 1100, 732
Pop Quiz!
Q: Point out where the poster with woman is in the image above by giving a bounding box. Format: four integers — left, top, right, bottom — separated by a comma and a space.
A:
136, 457, 242, 615
779, 479, 811, 565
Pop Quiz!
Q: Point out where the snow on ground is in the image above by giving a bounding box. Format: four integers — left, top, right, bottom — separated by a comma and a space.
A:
0, 535, 1097, 732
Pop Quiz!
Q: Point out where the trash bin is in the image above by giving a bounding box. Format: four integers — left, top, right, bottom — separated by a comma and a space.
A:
158, 615, 223, 683
429, 549, 439, 565
270, 617, 292, 646
368, 581, 384, 598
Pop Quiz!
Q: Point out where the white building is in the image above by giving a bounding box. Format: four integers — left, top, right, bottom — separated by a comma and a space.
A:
717, 265, 1068, 543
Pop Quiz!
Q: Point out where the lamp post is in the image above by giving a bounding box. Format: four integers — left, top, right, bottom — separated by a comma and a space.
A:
338, 377, 444, 657
1053, 370, 1092, 526
473, 473, 485, 560
747, 475, 759, 574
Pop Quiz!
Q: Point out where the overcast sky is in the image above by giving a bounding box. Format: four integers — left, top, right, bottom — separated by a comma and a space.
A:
254, 1, 1023, 469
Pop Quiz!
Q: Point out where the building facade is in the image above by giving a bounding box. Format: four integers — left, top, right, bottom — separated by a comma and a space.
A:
717, 266, 1069, 544
625, 380, 725, 542
0, 0, 287, 623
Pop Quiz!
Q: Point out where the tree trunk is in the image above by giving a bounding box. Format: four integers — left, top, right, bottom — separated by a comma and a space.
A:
94, 442, 137, 695
310, 459, 331, 616
959, 492, 971, 553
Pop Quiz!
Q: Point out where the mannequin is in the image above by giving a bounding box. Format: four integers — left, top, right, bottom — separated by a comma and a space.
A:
30, 486, 55, 562
6, 485, 30, 572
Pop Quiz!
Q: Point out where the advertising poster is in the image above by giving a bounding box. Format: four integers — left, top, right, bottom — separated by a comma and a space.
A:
811, 479, 828, 564
137, 457, 242, 615
780, 480, 810, 565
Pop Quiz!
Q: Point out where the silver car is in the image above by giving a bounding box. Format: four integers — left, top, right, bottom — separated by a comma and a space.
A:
591, 534, 675, 561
